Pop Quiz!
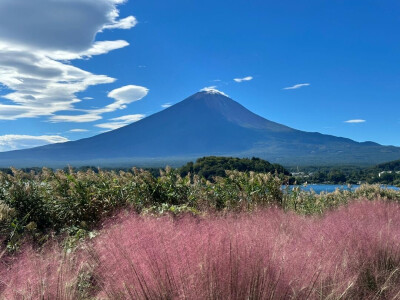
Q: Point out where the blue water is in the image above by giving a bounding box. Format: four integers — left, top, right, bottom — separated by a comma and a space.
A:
284, 184, 400, 194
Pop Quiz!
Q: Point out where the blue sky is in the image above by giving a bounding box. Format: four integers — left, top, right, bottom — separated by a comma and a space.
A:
0, 0, 399, 151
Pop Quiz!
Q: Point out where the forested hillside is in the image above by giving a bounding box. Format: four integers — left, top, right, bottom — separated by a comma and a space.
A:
179, 156, 290, 181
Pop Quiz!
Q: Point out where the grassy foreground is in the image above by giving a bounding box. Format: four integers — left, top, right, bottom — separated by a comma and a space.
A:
1, 167, 400, 249
1, 168, 400, 299
1, 201, 400, 299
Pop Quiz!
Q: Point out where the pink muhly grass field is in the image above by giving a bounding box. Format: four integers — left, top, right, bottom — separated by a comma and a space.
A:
1, 199, 400, 299
0, 244, 87, 299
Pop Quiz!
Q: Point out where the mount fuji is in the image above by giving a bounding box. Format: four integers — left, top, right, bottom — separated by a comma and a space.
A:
0, 89, 399, 167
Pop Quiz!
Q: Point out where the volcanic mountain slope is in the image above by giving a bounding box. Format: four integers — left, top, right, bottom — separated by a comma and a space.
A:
0, 90, 399, 167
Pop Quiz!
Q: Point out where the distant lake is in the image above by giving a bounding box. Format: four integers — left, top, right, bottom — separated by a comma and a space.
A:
284, 184, 400, 194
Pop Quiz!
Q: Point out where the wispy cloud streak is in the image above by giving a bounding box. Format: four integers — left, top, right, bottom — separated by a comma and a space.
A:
0, 134, 68, 151
234, 76, 253, 83
95, 114, 145, 130
283, 83, 310, 90
344, 119, 366, 123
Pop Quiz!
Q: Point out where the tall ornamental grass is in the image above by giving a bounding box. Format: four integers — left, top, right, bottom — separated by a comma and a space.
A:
1, 200, 400, 299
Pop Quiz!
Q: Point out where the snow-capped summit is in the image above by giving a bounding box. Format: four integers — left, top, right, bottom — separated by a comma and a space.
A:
199, 86, 229, 97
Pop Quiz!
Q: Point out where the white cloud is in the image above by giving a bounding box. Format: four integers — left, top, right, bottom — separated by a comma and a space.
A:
0, 134, 68, 152
344, 119, 366, 123
0, 47, 116, 120
103, 16, 137, 30
200, 86, 229, 97
49, 84, 149, 123
283, 83, 310, 90
95, 114, 145, 130
47, 40, 130, 60
69, 129, 89, 132
50, 114, 103, 123
108, 85, 149, 104
233, 76, 253, 83
0, 0, 140, 122
161, 103, 172, 108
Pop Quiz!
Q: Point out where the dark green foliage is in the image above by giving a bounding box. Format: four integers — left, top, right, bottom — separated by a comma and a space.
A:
0, 169, 51, 231
327, 169, 347, 184
179, 156, 290, 181
375, 159, 400, 172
